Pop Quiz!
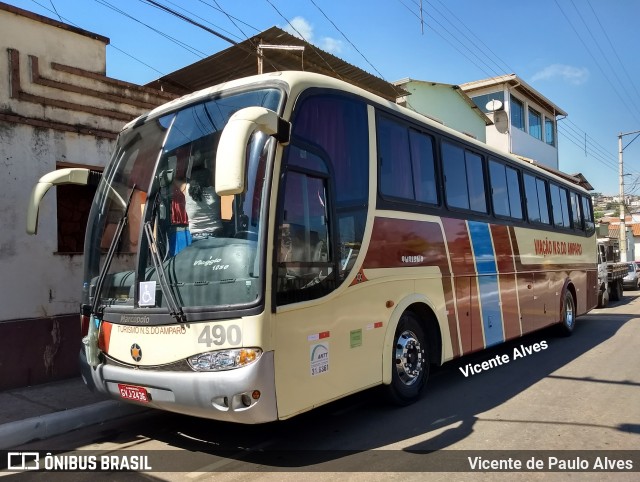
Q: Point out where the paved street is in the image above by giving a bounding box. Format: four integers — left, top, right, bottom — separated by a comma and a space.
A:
12, 293, 640, 481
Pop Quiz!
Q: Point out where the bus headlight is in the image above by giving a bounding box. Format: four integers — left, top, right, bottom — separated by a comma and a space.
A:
188, 348, 262, 372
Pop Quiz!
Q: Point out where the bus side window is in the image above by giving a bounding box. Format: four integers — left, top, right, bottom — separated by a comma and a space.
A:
581, 194, 595, 235
569, 191, 583, 230
409, 129, 437, 204
442, 141, 486, 213
550, 183, 570, 228
524, 173, 550, 225
489, 159, 523, 219
536, 178, 550, 224
378, 116, 413, 199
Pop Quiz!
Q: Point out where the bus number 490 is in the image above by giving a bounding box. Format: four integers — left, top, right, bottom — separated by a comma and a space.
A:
198, 324, 242, 347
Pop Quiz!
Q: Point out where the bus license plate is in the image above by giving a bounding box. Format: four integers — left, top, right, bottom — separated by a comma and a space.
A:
118, 384, 150, 403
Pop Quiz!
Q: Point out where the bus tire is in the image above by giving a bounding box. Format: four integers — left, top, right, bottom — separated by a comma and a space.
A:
558, 291, 576, 336
386, 311, 429, 406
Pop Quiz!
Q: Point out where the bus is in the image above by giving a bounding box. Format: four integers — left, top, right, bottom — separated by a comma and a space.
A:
26, 71, 598, 423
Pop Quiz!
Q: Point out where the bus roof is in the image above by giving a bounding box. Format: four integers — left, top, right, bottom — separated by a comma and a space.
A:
123, 70, 590, 195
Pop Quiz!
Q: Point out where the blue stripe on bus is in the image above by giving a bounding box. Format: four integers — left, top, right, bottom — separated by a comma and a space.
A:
468, 221, 497, 274
468, 221, 504, 347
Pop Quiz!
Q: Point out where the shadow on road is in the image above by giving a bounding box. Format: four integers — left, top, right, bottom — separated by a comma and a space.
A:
19, 299, 640, 473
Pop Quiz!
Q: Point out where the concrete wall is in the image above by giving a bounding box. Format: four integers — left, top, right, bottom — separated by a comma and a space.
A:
399, 81, 487, 142
0, 4, 176, 389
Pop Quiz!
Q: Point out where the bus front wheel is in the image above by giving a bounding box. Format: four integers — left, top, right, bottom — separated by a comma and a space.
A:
387, 311, 429, 406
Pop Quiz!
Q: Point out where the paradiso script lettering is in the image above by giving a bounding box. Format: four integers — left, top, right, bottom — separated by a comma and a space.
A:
533, 238, 583, 257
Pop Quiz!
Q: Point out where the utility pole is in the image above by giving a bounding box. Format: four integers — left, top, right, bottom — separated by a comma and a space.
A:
618, 129, 640, 262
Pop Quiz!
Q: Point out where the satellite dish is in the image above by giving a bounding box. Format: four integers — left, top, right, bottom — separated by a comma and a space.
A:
493, 111, 509, 134
485, 99, 504, 112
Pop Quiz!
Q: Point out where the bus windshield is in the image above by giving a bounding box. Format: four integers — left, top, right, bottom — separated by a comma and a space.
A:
83, 88, 282, 318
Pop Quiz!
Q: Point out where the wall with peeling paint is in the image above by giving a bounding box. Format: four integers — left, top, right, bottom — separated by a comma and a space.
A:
0, 9, 112, 323
0, 4, 176, 388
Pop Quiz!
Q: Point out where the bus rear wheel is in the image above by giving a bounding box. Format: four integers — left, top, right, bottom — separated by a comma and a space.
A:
387, 312, 429, 406
558, 291, 576, 336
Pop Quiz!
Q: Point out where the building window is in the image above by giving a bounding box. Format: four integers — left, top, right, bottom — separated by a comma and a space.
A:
57, 184, 95, 253
545, 118, 556, 146
56, 164, 102, 254
528, 107, 542, 140
511, 96, 524, 131
471, 91, 505, 113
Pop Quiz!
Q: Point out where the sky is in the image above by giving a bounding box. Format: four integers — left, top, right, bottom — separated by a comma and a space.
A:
8, 0, 640, 195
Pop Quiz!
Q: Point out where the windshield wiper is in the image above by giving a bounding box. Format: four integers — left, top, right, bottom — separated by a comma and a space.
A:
92, 186, 136, 315
143, 221, 186, 323
84, 186, 136, 367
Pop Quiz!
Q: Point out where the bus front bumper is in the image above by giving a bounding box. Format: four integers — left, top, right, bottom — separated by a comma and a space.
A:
80, 350, 278, 424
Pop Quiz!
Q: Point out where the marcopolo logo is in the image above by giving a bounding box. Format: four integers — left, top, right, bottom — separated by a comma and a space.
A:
7, 452, 40, 471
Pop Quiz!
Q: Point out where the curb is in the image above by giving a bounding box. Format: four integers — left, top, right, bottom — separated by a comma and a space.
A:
0, 401, 146, 449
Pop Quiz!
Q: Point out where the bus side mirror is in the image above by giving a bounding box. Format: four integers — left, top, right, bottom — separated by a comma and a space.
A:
216, 107, 290, 196
26, 168, 107, 235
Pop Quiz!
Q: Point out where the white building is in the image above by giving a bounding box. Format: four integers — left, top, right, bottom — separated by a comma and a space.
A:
0, 3, 174, 389
460, 74, 567, 170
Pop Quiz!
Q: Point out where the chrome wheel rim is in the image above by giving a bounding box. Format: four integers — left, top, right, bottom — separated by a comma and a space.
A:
565, 297, 575, 328
394, 330, 424, 386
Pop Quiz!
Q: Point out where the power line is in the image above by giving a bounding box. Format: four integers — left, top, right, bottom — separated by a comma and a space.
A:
423, 0, 512, 76
139, 0, 292, 79
210, 0, 250, 40
139, 0, 239, 46
559, 125, 613, 167
432, 0, 515, 74
196, 0, 261, 36
48, 0, 62, 21
568, 0, 640, 119
586, 1, 640, 110
28, 0, 166, 76
558, 124, 640, 182
202, 0, 282, 74
309, 0, 386, 81
554, 0, 640, 126
396, 0, 499, 79
96, 0, 209, 58
156, 0, 244, 42
307, 0, 407, 100
409, 0, 634, 188
264, 0, 344, 81
565, 118, 640, 178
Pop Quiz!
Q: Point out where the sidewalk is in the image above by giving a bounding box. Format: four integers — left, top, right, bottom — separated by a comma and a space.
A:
0, 377, 145, 449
